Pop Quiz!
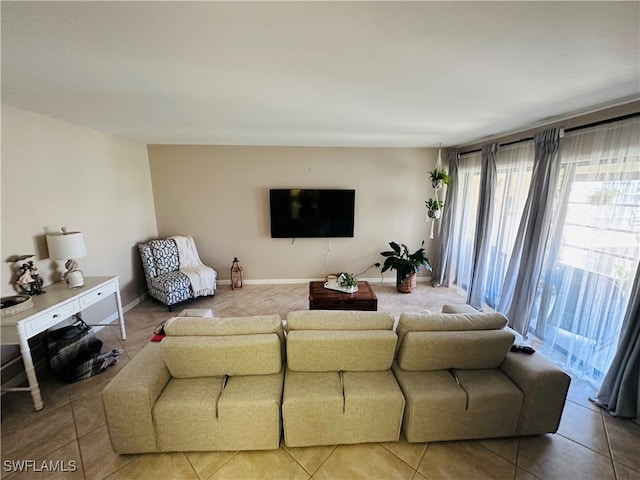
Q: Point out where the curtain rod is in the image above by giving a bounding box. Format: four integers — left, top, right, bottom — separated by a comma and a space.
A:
459, 111, 640, 156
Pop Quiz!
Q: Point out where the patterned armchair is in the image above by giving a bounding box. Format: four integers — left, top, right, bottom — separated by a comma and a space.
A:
138, 239, 215, 310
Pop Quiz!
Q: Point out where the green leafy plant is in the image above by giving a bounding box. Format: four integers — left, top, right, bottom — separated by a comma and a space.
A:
425, 198, 444, 211
429, 168, 451, 188
337, 272, 358, 288
380, 241, 432, 286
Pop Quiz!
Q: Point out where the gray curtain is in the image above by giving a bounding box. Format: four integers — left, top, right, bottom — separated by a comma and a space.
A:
594, 265, 640, 424
432, 152, 459, 287
467, 144, 498, 309
498, 128, 563, 335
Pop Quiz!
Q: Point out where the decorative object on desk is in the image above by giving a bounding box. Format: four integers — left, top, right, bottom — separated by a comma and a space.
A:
380, 241, 432, 293
46, 227, 87, 288
1, 295, 34, 318
15, 256, 46, 295
231, 257, 244, 289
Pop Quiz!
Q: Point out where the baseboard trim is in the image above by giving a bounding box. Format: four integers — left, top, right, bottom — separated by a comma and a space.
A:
219, 276, 433, 285
123, 292, 148, 312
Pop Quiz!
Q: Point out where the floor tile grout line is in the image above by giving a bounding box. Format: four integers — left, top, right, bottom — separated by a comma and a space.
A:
475, 439, 518, 468
554, 428, 615, 464
601, 410, 620, 480
375, 441, 423, 475
181, 451, 206, 480
64, 399, 86, 480
280, 445, 316, 477
414, 442, 431, 478
194, 451, 241, 480
292, 443, 338, 477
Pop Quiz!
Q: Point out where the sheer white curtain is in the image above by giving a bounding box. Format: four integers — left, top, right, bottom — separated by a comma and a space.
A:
531, 117, 640, 387
448, 152, 481, 296
450, 144, 534, 306
484, 142, 535, 308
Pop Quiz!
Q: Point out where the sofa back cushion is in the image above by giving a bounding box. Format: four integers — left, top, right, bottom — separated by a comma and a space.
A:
287, 330, 397, 372
286, 310, 396, 372
161, 315, 284, 378
287, 310, 394, 331
396, 312, 514, 371
148, 239, 179, 275
164, 315, 283, 338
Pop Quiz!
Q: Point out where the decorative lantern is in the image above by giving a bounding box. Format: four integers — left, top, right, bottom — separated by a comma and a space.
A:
231, 257, 244, 290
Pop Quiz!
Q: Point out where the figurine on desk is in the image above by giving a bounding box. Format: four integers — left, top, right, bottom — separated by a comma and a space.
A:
16, 258, 45, 296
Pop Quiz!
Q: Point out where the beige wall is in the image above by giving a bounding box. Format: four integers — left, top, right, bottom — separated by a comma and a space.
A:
1, 105, 158, 304
147, 145, 439, 282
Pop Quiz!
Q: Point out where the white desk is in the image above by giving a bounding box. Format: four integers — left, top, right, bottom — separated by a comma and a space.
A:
1, 276, 126, 411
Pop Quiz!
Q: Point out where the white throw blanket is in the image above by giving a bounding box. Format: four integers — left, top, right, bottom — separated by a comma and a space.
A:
168, 236, 217, 297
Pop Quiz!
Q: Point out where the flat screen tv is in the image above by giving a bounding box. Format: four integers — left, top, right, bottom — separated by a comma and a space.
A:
269, 189, 355, 238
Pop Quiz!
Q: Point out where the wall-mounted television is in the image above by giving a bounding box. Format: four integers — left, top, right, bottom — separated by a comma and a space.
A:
269, 189, 355, 238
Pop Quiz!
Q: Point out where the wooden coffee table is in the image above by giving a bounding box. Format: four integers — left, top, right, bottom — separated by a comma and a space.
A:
308, 281, 378, 311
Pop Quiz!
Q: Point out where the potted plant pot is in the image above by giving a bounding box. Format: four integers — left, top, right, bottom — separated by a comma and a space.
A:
429, 168, 451, 190
425, 198, 444, 219
397, 272, 417, 293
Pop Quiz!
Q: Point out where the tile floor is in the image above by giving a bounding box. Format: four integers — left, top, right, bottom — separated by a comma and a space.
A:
1, 282, 639, 479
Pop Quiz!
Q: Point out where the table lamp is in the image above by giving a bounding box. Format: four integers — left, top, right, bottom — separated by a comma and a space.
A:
46, 228, 87, 288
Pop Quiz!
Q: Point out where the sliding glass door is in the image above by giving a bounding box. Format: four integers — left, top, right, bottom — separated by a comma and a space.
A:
531, 117, 640, 386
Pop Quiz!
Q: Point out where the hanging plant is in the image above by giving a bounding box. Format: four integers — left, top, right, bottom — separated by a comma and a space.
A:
425, 198, 444, 219
429, 168, 451, 190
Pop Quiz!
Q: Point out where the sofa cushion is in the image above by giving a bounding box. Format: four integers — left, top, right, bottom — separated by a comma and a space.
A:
393, 365, 523, 442
162, 333, 282, 378
287, 310, 394, 331
154, 370, 284, 452
282, 368, 404, 446
397, 312, 508, 342
164, 315, 283, 337
397, 329, 514, 371
395, 312, 513, 371
287, 330, 397, 372
149, 239, 179, 275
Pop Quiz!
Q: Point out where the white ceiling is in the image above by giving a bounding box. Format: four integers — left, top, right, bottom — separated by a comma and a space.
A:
2, 1, 639, 147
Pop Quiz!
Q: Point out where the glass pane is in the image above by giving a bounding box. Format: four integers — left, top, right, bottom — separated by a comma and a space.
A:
531, 118, 640, 387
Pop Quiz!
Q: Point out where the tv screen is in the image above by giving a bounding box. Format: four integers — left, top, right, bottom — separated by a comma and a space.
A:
269, 189, 355, 238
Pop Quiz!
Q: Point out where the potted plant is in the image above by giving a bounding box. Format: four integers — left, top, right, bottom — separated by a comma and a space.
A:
380, 241, 432, 293
337, 272, 358, 292
429, 168, 451, 189
425, 198, 444, 219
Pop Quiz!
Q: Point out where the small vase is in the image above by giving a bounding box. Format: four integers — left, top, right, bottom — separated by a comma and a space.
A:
432, 179, 443, 190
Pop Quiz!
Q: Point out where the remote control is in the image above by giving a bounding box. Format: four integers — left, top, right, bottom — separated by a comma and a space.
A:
510, 345, 536, 354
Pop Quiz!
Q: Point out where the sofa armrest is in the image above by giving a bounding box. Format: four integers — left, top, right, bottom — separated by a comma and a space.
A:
500, 351, 571, 435
102, 343, 171, 453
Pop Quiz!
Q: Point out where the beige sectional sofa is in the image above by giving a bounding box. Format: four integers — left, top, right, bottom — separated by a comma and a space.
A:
102, 307, 570, 454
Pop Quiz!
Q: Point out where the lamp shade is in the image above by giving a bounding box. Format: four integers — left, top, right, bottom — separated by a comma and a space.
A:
46, 231, 87, 260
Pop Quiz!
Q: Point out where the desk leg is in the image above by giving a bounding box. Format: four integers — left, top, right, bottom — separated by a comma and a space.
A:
17, 326, 43, 411
114, 278, 126, 340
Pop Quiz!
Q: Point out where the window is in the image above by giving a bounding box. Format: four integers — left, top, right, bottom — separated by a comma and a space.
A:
531, 118, 640, 386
